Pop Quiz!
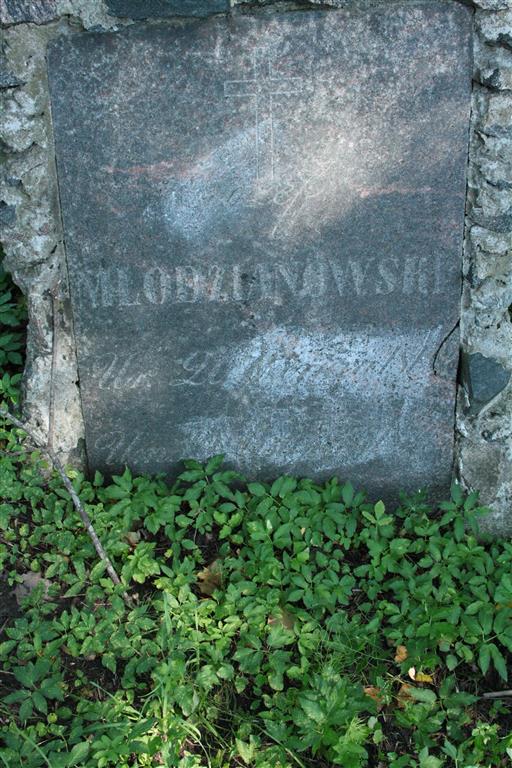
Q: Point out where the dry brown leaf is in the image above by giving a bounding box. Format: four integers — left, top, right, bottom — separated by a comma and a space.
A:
397, 683, 413, 708
268, 607, 295, 630
197, 560, 222, 596
395, 645, 408, 663
415, 672, 434, 684
125, 531, 141, 548
14, 572, 51, 604
364, 686, 384, 708
407, 667, 434, 684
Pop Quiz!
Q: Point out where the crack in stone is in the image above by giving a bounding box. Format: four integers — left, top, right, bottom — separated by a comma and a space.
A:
433, 321, 461, 376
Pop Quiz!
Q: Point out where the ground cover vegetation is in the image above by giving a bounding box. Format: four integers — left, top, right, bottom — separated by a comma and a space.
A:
0, 261, 511, 767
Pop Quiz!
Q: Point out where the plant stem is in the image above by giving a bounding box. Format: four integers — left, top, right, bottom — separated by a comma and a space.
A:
0, 408, 132, 605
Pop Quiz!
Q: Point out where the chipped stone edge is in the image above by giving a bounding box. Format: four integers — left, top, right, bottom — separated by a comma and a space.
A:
1, 0, 511, 530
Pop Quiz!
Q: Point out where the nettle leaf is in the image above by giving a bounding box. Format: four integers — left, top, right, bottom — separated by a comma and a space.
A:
267, 624, 295, 648
454, 517, 465, 541
410, 688, 436, 705
450, 482, 464, 506
13, 665, 35, 687
299, 695, 325, 724
495, 574, 512, 604
196, 665, 218, 690
268, 670, 284, 691
102, 484, 130, 501
102, 654, 117, 674
205, 454, 224, 475
68, 742, 91, 766
419, 751, 443, 768
270, 476, 297, 498
478, 644, 491, 675
489, 643, 508, 681
235, 737, 258, 765
179, 469, 205, 482
31, 691, 47, 714
18, 698, 33, 722
274, 523, 293, 547
342, 481, 354, 506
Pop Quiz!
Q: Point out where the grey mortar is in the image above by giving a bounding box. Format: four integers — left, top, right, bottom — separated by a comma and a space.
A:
1, 0, 511, 531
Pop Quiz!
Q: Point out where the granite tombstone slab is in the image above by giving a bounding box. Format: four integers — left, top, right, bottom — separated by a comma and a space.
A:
47, 2, 472, 499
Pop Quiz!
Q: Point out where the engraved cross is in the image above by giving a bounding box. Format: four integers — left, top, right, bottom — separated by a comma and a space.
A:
224, 50, 304, 181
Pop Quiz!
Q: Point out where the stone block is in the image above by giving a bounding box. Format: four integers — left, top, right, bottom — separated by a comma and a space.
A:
46, 2, 472, 500
0, 0, 58, 25
460, 352, 511, 413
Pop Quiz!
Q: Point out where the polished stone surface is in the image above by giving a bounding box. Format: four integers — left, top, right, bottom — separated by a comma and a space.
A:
48, 2, 472, 499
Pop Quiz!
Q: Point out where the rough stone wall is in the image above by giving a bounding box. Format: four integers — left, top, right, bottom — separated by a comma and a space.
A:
457, 0, 512, 533
1, 0, 511, 530
0, 1, 124, 467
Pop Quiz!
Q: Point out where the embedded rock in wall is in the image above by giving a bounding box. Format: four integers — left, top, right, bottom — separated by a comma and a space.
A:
459, 1, 512, 531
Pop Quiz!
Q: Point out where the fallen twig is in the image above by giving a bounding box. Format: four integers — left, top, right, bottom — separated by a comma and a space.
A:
1, 408, 132, 605
482, 690, 512, 699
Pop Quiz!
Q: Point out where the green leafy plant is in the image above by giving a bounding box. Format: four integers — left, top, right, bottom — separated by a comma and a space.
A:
1, 265, 511, 767
0, 258, 26, 407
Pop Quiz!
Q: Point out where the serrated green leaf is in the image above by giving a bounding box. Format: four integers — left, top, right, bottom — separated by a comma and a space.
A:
205, 454, 224, 475
479, 644, 491, 675
68, 742, 90, 766
19, 698, 33, 722
235, 738, 257, 765
31, 691, 47, 714
489, 643, 508, 681
178, 469, 204, 482
410, 687, 436, 705
341, 481, 354, 506
102, 654, 117, 674
299, 695, 325, 723
247, 483, 267, 496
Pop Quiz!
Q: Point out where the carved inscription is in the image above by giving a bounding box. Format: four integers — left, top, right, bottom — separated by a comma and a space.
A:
78, 254, 448, 309
224, 49, 307, 181
89, 327, 432, 468
91, 349, 229, 390
87, 327, 442, 394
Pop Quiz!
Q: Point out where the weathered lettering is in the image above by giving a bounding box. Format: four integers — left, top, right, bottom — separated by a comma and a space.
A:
77, 253, 452, 310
